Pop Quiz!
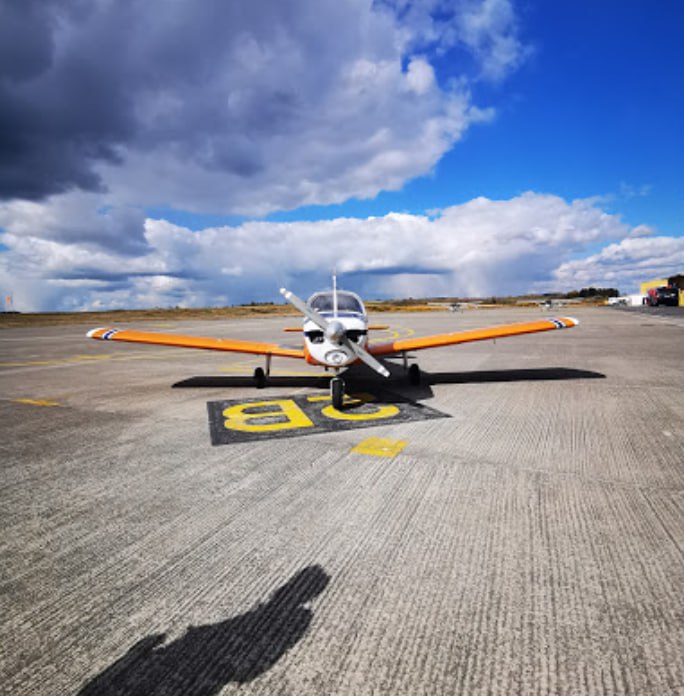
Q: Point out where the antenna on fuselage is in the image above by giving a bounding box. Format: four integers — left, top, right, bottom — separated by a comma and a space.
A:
332, 268, 338, 319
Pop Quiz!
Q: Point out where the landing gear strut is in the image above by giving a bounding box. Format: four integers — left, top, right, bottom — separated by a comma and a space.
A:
330, 376, 345, 410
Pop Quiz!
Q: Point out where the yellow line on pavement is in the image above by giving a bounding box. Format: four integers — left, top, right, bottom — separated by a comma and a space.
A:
14, 398, 61, 407
0, 350, 196, 368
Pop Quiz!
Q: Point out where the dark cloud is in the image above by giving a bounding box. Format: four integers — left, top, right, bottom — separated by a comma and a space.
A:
0, 0, 324, 200
0, 1, 131, 198
50, 269, 195, 282
0, 0, 55, 83
0, 0, 524, 211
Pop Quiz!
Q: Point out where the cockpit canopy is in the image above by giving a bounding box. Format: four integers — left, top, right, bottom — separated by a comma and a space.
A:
308, 290, 365, 315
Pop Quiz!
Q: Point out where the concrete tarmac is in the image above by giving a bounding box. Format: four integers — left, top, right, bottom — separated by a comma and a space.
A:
1, 307, 683, 695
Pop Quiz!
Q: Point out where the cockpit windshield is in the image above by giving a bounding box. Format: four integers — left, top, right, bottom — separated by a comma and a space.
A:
309, 291, 364, 315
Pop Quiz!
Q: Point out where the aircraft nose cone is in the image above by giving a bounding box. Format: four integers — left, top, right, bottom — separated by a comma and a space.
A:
325, 320, 346, 344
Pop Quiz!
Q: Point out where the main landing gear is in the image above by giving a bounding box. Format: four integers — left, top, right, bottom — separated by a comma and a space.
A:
253, 367, 266, 388
408, 363, 421, 385
253, 355, 271, 388
402, 352, 421, 385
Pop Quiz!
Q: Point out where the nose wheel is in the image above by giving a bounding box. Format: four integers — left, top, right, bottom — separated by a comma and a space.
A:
330, 376, 345, 410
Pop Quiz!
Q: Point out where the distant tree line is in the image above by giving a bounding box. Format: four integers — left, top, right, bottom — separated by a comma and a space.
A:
565, 287, 620, 299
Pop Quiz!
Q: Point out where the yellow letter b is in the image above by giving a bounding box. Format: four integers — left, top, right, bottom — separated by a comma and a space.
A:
222, 399, 313, 432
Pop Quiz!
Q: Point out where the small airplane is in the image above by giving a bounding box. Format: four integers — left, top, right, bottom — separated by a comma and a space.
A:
87, 276, 579, 409
526, 297, 582, 311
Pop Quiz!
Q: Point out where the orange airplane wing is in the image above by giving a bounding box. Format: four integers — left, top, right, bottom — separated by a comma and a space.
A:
368, 317, 579, 356
87, 327, 306, 359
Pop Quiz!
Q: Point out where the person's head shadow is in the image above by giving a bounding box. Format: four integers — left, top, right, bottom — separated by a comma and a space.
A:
78, 565, 330, 696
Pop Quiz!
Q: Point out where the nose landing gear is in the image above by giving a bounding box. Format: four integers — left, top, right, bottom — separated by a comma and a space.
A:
330, 376, 345, 410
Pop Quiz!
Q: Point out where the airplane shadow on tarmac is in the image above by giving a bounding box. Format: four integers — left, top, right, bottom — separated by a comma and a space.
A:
173, 366, 605, 405
173, 375, 333, 389
383, 366, 606, 403
423, 366, 605, 384
77, 566, 330, 696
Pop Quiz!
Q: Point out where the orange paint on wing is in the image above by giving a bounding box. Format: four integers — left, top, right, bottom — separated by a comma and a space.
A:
368, 317, 578, 356
88, 328, 305, 359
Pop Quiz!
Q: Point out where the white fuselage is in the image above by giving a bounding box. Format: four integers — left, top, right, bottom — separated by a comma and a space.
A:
302, 289, 369, 369
303, 313, 368, 367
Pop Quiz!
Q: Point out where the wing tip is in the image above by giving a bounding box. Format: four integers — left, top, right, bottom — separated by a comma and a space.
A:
87, 327, 115, 339
549, 317, 580, 328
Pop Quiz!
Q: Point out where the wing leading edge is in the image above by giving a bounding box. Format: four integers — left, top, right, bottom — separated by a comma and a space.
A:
368, 317, 579, 356
86, 327, 305, 359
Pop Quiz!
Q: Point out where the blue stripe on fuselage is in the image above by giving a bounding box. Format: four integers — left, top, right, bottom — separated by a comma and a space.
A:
319, 311, 365, 318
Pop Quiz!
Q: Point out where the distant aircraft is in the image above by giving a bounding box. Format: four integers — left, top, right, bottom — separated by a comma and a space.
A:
88, 276, 579, 409
534, 298, 582, 311
427, 301, 476, 312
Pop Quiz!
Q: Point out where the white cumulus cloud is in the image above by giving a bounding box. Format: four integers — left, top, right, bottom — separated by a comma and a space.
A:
550, 236, 684, 290
1, 192, 671, 312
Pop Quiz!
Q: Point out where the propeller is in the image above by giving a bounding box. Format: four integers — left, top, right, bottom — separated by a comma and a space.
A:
280, 287, 390, 378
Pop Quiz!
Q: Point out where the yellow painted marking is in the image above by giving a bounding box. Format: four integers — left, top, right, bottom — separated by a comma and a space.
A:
222, 399, 314, 433
0, 350, 195, 368
1, 360, 65, 367
369, 327, 414, 344
352, 437, 407, 457
72, 354, 113, 361
316, 392, 400, 420
306, 394, 365, 403
14, 398, 60, 407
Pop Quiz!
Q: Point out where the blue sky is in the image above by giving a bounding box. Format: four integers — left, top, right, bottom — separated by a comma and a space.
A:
0, 0, 682, 311
265, 0, 683, 230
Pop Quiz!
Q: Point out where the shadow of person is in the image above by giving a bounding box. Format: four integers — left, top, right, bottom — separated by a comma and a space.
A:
78, 565, 330, 696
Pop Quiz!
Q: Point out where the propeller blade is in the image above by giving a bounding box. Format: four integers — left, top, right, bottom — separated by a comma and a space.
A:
344, 338, 390, 378
280, 287, 329, 331
281, 286, 389, 377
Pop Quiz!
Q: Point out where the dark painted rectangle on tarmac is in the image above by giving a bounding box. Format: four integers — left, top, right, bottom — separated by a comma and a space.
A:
207, 391, 449, 445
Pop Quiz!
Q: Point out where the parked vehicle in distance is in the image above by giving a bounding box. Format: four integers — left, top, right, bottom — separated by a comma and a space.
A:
645, 286, 679, 307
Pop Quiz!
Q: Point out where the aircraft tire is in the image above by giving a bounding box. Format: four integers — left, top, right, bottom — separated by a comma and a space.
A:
408, 363, 421, 385
254, 367, 266, 388
331, 377, 344, 410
